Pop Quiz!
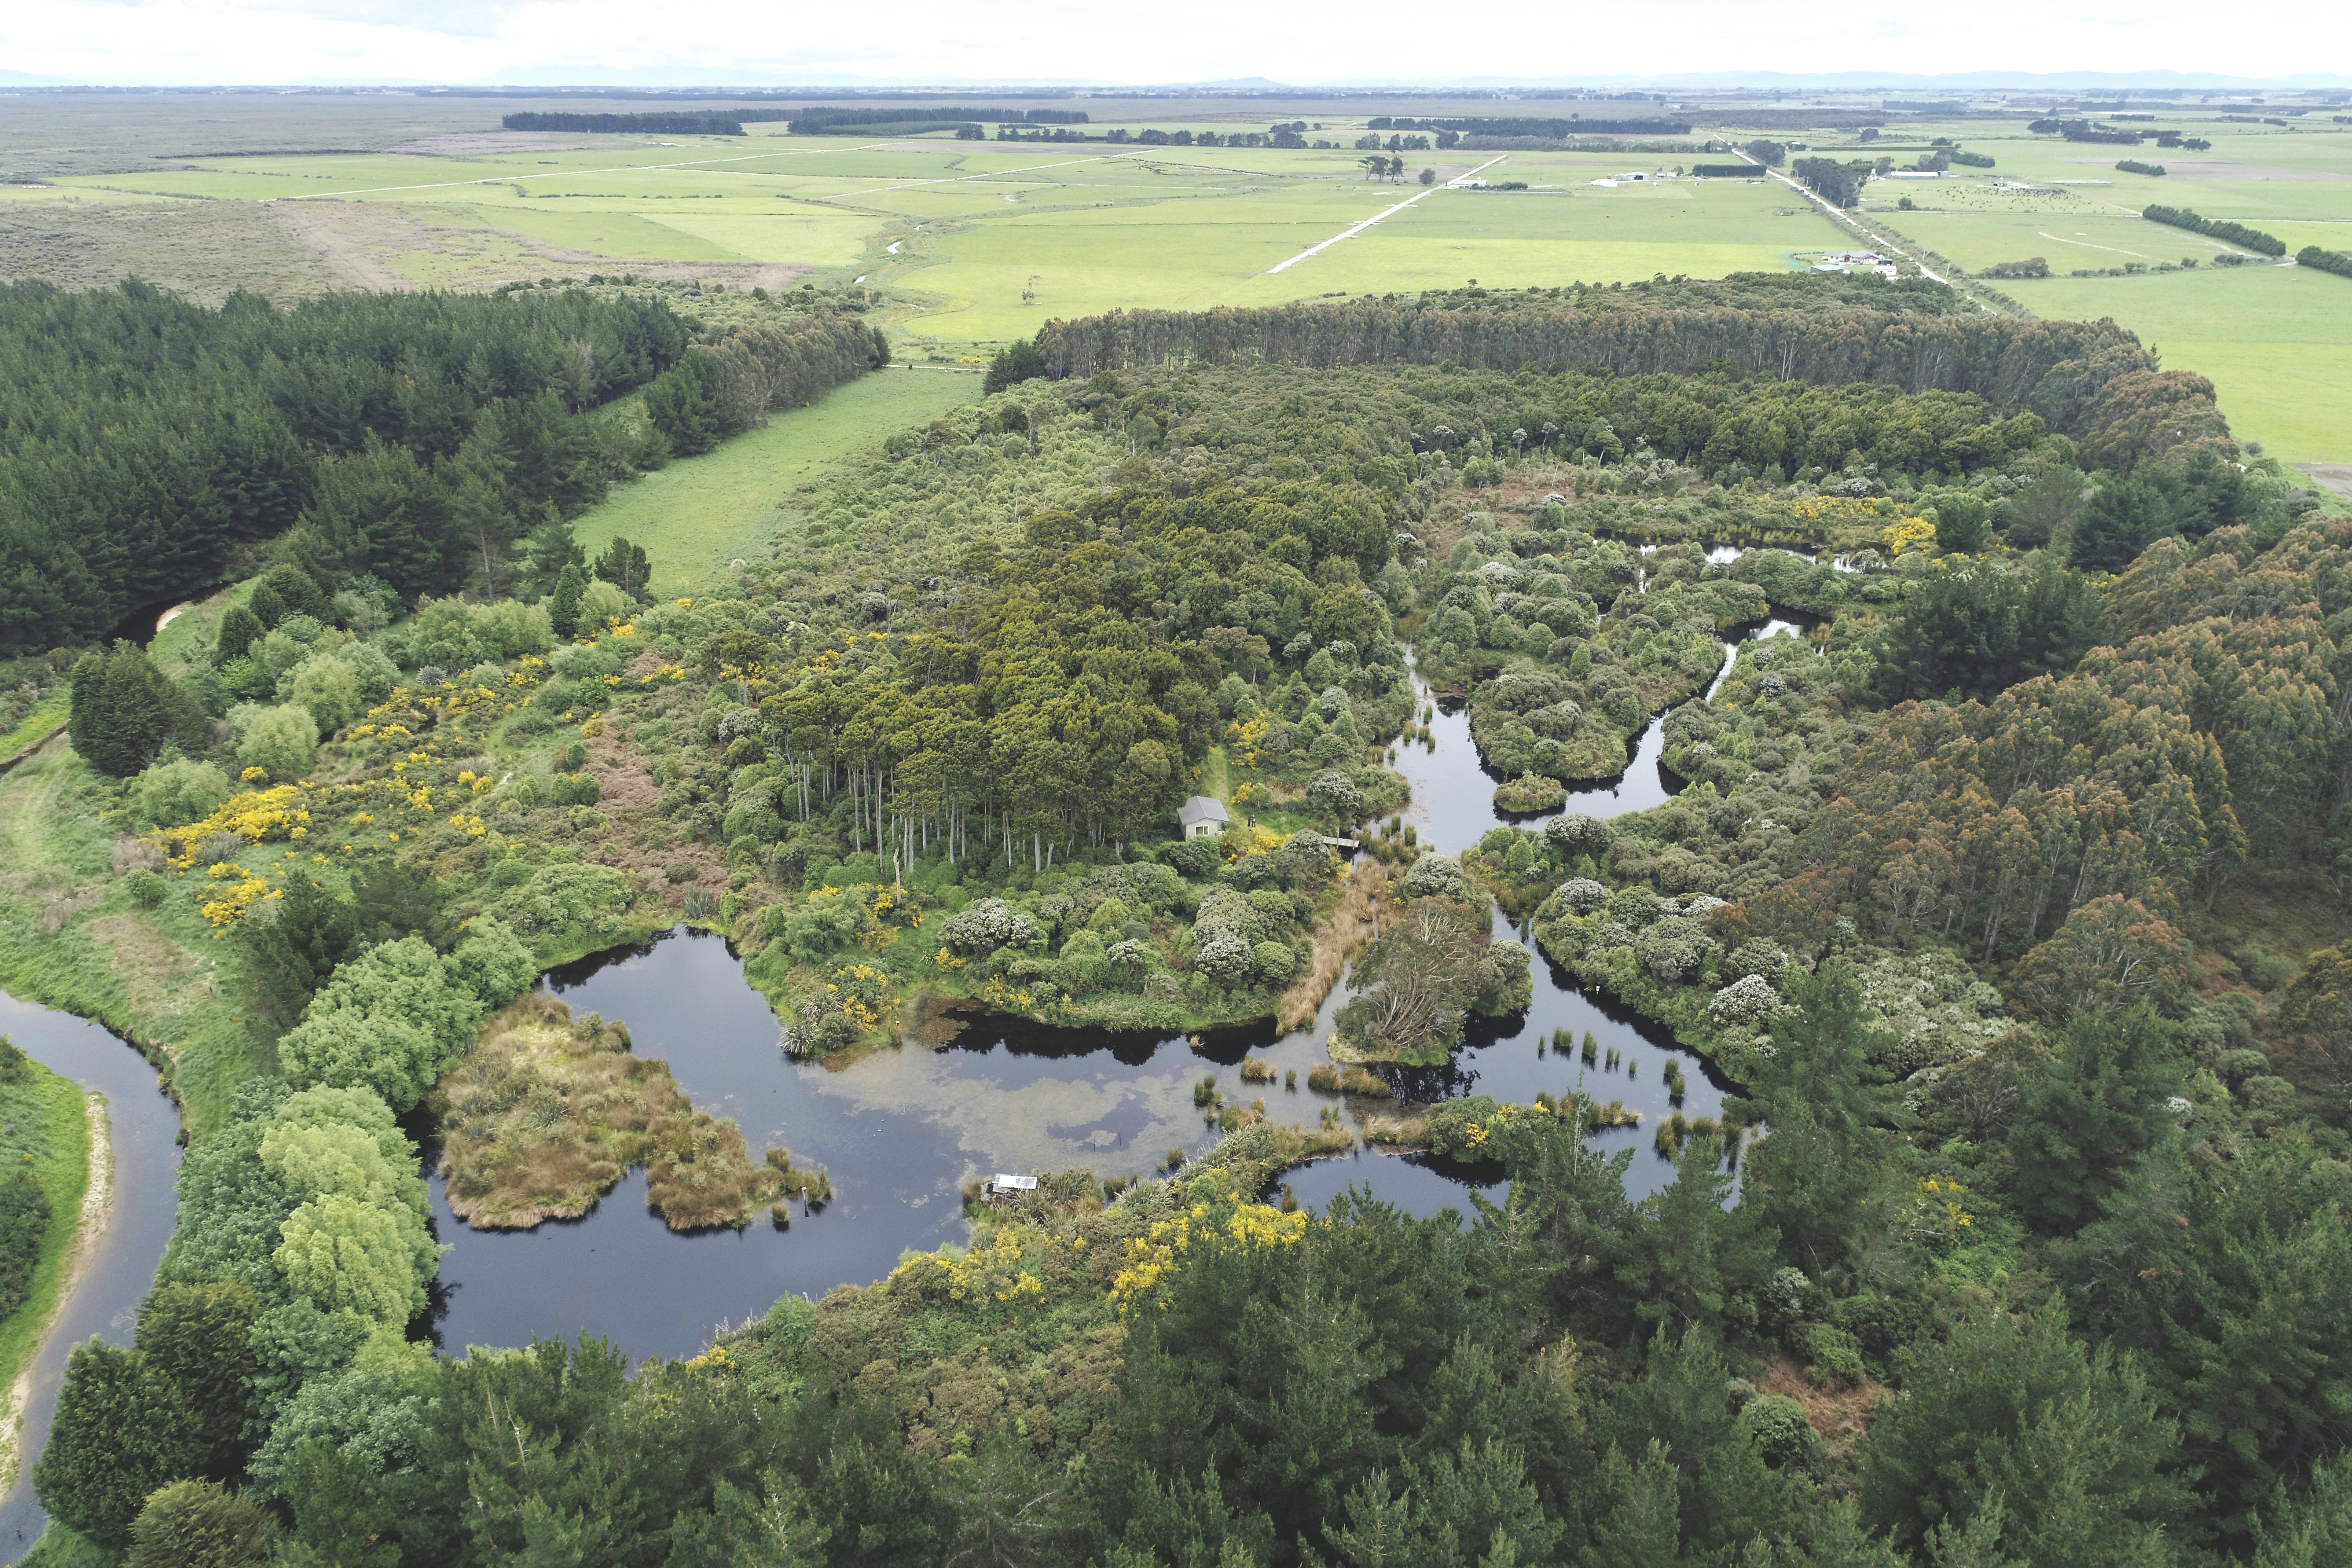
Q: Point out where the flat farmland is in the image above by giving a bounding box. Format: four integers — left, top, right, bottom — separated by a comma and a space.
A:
882, 150, 1847, 342
1225, 175, 1844, 302
2001, 266, 2352, 463
15, 92, 2338, 460
7, 112, 1849, 332
1851, 121, 2352, 461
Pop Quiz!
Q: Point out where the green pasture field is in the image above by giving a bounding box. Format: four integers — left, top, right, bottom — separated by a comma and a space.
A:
1226, 179, 1843, 302
435, 205, 753, 263
13, 94, 2343, 458
2001, 265, 2352, 463
886, 155, 1844, 344
1846, 121, 2352, 462
569, 368, 983, 595
605, 208, 886, 271
1870, 185, 2254, 271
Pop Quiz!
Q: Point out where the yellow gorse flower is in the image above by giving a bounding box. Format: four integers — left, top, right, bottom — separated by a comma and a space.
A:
1882, 516, 1938, 556
1111, 1194, 1309, 1315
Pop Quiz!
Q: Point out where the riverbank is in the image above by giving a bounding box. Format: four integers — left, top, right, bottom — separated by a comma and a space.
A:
0, 1062, 97, 1502
0, 991, 182, 1553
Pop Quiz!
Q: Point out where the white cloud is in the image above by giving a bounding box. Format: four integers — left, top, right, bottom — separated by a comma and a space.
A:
6, 0, 2342, 85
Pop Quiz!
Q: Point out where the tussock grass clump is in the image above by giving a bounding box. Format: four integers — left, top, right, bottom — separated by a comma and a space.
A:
1533, 1088, 1640, 1128
1653, 1112, 1729, 1160
763, 1146, 832, 1202
437, 993, 785, 1231
1361, 1113, 1428, 1147
1238, 1057, 1277, 1083
1305, 1062, 1391, 1097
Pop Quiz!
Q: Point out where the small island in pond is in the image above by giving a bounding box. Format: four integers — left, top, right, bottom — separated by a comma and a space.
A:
436, 994, 820, 1231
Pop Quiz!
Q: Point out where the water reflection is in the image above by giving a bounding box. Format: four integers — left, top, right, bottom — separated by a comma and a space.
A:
429, 565, 1820, 1355
430, 909, 1730, 1357
0, 994, 185, 1545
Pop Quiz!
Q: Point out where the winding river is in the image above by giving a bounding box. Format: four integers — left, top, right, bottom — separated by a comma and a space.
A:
0, 999, 183, 1547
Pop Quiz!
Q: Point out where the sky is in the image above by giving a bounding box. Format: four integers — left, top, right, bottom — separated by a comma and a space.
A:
4, 0, 2344, 87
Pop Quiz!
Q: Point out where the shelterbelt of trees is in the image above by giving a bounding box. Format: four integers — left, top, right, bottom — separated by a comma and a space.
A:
15, 274, 2352, 1568
0, 279, 888, 649
1025, 280, 2231, 481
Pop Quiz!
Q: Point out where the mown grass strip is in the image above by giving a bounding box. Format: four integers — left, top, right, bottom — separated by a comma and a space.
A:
0, 696, 67, 771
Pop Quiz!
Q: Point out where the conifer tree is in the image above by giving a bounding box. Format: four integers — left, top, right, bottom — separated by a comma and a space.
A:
213, 602, 264, 666
127, 1479, 276, 1568
246, 578, 287, 629
517, 506, 587, 599
549, 562, 587, 638
68, 643, 202, 778
2007, 1008, 2183, 1234
137, 1280, 264, 1483
642, 353, 723, 456
240, 874, 360, 1029
594, 536, 653, 599
261, 563, 330, 623
35, 1340, 200, 1547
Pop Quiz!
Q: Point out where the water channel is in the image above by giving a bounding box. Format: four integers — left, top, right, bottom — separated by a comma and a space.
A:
0, 998, 184, 1546
0, 578, 1823, 1468
423, 614, 1813, 1360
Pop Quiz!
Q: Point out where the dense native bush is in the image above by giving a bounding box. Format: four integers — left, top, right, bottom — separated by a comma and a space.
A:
22, 288, 2352, 1568
275, 920, 534, 1110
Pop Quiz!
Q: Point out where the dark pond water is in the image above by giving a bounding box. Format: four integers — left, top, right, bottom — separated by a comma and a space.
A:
424, 618, 1819, 1361
0, 556, 1821, 1514
428, 913, 1727, 1361
0, 995, 184, 1547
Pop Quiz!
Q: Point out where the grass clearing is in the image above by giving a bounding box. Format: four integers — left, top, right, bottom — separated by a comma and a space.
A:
0, 696, 68, 768
570, 368, 983, 594
446, 205, 753, 262
1857, 124, 2352, 462
145, 584, 245, 679
0, 745, 268, 1141
628, 208, 887, 268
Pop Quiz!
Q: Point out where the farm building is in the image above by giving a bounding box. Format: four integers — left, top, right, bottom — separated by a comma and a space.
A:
1178, 795, 1229, 839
